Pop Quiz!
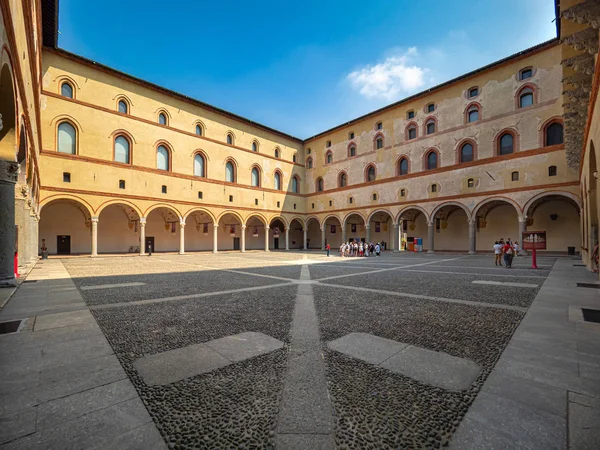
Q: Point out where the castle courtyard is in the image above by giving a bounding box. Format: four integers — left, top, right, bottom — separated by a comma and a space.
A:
0, 251, 598, 449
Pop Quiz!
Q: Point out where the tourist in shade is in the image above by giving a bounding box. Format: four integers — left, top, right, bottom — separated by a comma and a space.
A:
493, 241, 502, 266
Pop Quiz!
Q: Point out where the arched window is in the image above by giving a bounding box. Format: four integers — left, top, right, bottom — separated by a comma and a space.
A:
426, 151, 437, 170
194, 153, 205, 177
114, 136, 130, 164
274, 171, 282, 190
460, 143, 474, 163
339, 172, 347, 187
118, 100, 128, 114
407, 126, 417, 140
519, 88, 534, 108
316, 177, 324, 192
157, 145, 169, 170
366, 165, 376, 182
467, 105, 479, 122
376, 136, 384, 149
251, 167, 260, 187
545, 122, 564, 146
60, 82, 73, 98
306, 157, 313, 169
499, 133, 514, 155
291, 176, 299, 193
57, 122, 76, 154
252, 141, 258, 152
195, 124, 203, 136
398, 157, 409, 175
426, 119, 436, 135
348, 145, 356, 157
227, 133, 234, 145
275, 148, 280, 158
158, 113, 167, 126
225, 161, 235, 182
326, 151, 333, 164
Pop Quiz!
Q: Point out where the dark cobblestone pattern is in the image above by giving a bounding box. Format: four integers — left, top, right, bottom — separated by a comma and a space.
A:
228, 264, 303, 280
308, 264, 383, 280
322, 270, 546, 307
91, 286, 297, 449
314, 285, 524, 449
64, 268, 288, 306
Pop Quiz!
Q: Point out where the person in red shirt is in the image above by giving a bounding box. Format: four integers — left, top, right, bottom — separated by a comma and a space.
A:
325, 243, 330, 257
503, 241, 513, 268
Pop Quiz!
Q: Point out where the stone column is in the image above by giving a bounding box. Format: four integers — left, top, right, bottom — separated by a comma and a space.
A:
0, 161, 18, 286
179, 221, 185, 255
285, 227, 289, 250
341, 226, 347, 244
213, 223, 218, 254
139, 218, 146, 255
366, 225, 371, 243
427, 221, 435, 253
518, 217, 528, 255
91, 216, 99, 257
321, 227, 326, 250
468, 219, 476, 254
265, 226, 270, 252
30, 214, 39, 262
392, 223, 399, 252
303, 228, 307, 250
241, 225, 246, 252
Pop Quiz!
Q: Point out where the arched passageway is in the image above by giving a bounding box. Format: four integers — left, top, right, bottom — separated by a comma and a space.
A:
216, 213, 244, 252
39, 199, 92, 255
269, 218, 287, 250
524, 193, 580, 253
474, 199, 520, 252
97, 204, 141, 254
398, 208, 429, 252
288, 219, 305, 250
306, 217, 321, 249
185, 210, 214, 252
431, 204, 471, 252
343, 213, 366, 244
245, 214, 267, 251
368, 211, 395, 251
323, 216, 343, 249
144, 206, 182, 253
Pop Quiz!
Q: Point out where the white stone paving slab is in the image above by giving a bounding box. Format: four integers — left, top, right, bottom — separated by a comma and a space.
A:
471, 280, 539, 288
328, 332, 481, 391
80, 282, 146, 290
134, 332, 284, 386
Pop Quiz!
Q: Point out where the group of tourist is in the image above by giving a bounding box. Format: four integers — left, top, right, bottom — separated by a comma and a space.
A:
339, 241, 382, 257
493, 238, 520, 268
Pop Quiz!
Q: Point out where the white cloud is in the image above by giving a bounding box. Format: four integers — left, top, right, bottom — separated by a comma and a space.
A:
346, 48, 427, 101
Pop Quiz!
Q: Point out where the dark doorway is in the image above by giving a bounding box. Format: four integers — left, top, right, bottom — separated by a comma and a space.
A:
233, 237, 240, 250
57, 235, 71, 255
145, 237, 155, 253
274, 238, 279, 249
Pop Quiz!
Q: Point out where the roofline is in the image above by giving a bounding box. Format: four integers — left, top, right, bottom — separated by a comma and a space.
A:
303, 38, 559, 143
43, 47, 304, 144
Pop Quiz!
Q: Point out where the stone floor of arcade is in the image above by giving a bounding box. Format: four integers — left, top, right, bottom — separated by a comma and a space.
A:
1, 251, 599, 449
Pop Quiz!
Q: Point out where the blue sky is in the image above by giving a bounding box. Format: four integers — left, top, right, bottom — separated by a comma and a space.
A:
57, 0, 557, 139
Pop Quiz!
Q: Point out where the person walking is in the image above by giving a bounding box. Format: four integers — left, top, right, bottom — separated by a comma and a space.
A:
503, 240, 513, 268
375, 242, 381, 257
325, 243, 330, 257
493, 241, 502, 266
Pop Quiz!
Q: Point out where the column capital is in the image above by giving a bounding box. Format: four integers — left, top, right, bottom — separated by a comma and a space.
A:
0, 160, 19, 184
91, 216, 99, 223
179, 221, 186, 227
266, 226, 270, 230
518, 216, 528, 223
341, 226, 346, 231
241, 224, 247, 229
468, 218, 476, 225
213, 223, 219, 227
139, 217, 147, 225
393, 222, 399, 228
365, 224, 370, 230
427, 221, 435, 227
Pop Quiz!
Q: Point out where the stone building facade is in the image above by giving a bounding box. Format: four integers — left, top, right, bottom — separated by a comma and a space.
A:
1, 0, 597, 285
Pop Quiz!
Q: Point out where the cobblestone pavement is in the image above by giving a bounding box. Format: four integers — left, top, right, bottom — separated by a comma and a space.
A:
1, 251, 598, 449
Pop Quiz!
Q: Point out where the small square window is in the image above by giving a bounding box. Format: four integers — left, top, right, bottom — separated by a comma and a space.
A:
548, 166, 557, 177
467, 178, 474, 188
407, 111, 415, 119
312, 203, 315, 209
431, 184, 437, 193
372, 193, 377, 200
349, 132, 355, 139
520, 68, 533, 80
255, 199, 258, 205
229, 195, 233, 202
511, 171, 519, 181
277, 201, 280, 207
63, 172, 70, 183
326, 140, 331, 147
468, 88, 478, 98
376, 122, 383, 130
293, 203, 296, 210
400, 189, 406, 197
198, 191, 203, 199
119, 180, 125, 189
329, 200, 332, 206
427, 103, 435, 113
161, 185, 167, 194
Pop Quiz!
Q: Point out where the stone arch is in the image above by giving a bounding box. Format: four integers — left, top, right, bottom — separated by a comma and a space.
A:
431, 201, 470, 220
183, 207, 217, 224
472, 196, 521, 221
269, 215, 289, 228
396, 205, 430, 224
143, 203, 183, 221
96, 202, 143, 254
322, 213, 342, 229
39, 196, 94, 255
367, 208, 394, 223
288, 216, 305, 229
40, 194, 94, 218
216, 210, 244, 224
305, 216, 322, 249
244, 213, 268, 226
96, 199, 143, 218
342, 211, 367, 228
522, 191, 581, 217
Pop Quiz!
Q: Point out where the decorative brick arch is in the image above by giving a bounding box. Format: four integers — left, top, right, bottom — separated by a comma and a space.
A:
539, 116, 564, 147
364, 163, 377, 182
250, 163, 263, 187
405, 121, 418, 140
111, 130, 135, 165
315, 177, 324, 192
338, 170, 348, 188
155, 141, 173, 171
422, 147, 440, 171
515, 83, 538, 109
455, 138, 478, 164
464, 101, 482, 124
373, 132, 385, 150
273, 169, 284, 191
422, 116, 438, 135
192, 150, 209, 178
395, 154, 410, 176
493, 128, 520, 155
347, 141, 358, 157
325, 150, 333, 165
224, 157, 238, 183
